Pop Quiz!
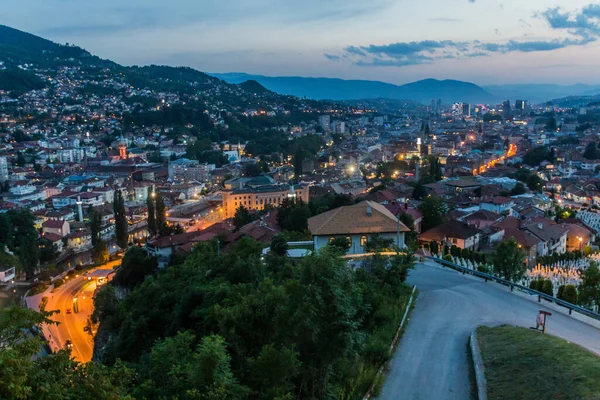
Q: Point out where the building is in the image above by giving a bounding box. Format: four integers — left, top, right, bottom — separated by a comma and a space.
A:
221, 176, 309, 218
0, 156, 8, 182
308, 201, 409, 254
42, 219, 70, 237
318, 115, 331, 131
480, 196, 516, 215
0, 265, 15, 283
419, 220, 482, 250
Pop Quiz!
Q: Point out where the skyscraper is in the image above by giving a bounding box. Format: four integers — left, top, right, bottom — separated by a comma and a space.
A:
0, 156, 8, 182
318, 115, 331, 131
462, 103, 471, 117
515, 100, 527, 111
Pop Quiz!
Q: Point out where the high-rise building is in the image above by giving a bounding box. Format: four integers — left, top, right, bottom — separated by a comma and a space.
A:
331, 120, 345, 134
515, 100, 527, 111
318, 115, 331, 131
0, 157, 8, 182
502, 100, 512, 118
462, 103, 471, 117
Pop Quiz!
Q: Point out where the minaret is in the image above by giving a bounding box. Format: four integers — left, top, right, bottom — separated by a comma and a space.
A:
76, 196, 83, 222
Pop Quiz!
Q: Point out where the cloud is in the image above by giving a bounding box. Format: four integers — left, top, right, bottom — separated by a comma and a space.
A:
330, 4, 600, 67
324, 53, 340, 61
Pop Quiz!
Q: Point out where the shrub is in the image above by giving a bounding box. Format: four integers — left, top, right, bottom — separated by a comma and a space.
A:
541, 279, 554, 296
450, 245, 460, 257
443, 245, 449, 255
443, 254, 453, 262
53, 278, 65, 289
562, 284, 578, 304
28, 282, 48, 296
557, 285, 565, 300
39, 296, 48, 311
430, 241, 439, 255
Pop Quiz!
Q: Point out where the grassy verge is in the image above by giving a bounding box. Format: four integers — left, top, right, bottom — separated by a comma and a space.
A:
350, 285, 414, 398
477, 325, 600, 400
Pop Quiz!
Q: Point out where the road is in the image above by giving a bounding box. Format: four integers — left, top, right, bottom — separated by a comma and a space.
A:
26, 259, 121, 363
379, 260, 600, 400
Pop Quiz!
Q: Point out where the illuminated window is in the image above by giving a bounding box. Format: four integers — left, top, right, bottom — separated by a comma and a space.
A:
346, 236, 352, 245
329, 237, 335, 244
360, 236, 367, 246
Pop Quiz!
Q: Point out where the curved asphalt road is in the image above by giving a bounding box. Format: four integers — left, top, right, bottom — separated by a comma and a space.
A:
379, 261, 600, 400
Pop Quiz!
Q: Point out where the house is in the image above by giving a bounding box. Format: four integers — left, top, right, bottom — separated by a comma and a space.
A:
0, 265, 15, 283
463, 210, 502, 229
40, 232, 64, 253
307, 201, 409, 254
558, 223, 594, 252
42, 219, 70, 238
521, 219, 568, 256
480, 196, 516, 215
419, 220, 482, 250
67, 230, 92, 252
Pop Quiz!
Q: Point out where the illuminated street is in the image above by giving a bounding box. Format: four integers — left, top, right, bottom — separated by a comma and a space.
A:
26, 260, 121, 363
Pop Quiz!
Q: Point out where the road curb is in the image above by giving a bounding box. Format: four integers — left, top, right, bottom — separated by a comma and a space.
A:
363, 285, 417, 400
470, 328, 487, 400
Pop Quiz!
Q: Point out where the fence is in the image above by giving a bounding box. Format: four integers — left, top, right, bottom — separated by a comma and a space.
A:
427, 256, 600, 322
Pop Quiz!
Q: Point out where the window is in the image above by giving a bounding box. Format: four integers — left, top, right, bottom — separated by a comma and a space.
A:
346, 236, 352, 246
329, 237, 335, 244
452, 238, 458, 244
360, 236, 368, 246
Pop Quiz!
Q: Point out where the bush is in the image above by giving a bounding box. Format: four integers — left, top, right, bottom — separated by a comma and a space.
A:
430, 241, 439, 255
39, 296, 48, 311
53, 278, 65, 289
443, 245, 449, 255
450, 245, 460, 257
28, 282, 48, 296
562, 284, 578, 304
529, 279, 543, 291
443, 254, 453, 262
557, 285, 565, 300
541, 279, 554, 296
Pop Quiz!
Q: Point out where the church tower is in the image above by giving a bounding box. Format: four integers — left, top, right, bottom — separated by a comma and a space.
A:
119, 141, 127, 160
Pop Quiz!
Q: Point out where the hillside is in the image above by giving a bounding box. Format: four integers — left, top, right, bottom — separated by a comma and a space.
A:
484, 83, 600, 104
211, 72, 499, 104
0, 68, 45, 92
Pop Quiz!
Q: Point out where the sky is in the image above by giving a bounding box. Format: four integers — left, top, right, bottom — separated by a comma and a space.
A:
2, 0, 600, 85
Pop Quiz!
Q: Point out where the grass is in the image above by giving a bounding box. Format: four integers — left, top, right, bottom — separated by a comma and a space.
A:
477, 325, 600, 400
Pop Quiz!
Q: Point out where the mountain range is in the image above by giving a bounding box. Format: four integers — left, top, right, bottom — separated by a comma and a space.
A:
211, 72, 600, 105
2, 23, 600, 106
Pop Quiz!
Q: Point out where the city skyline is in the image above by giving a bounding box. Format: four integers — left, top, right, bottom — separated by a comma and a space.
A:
2, 1, 600, 86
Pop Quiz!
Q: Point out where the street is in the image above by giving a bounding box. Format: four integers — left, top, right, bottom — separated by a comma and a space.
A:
379, 260, 600, 400
26, 259, 121, 363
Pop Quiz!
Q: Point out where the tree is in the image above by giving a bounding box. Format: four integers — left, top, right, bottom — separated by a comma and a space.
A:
88, 206, 102, 247
584, 142, 599, 160
364, 234, 395, 253
147, 190, 157, 237
412, 183, 427, 200
523, 146, 551, 167
526, 174, 543, 191
93, 240, 109, 264
492, 238, 526, 282
562, 284, 578, 304
112, 247, 158, 290
270, 234, 289, 257
418, 195, 447, 232
579, 262, 600, 309
113, 190, 128, 249
427, 156, 443, 182
510, 182, 527, 196
0, 306, 133, 399
9, 210, 39, 279
233, 205, 253, 231
541, 279, 554, 296
399, 213, 418, 248
430, 241, 439, 255
155, 191, 167, 237
328, 237, 350, 252
38, 238, 59, 264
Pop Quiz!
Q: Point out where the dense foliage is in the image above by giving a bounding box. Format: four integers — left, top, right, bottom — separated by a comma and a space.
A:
93, 239, 414, 399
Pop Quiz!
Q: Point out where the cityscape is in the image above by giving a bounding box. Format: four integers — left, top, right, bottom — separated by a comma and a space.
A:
1, 2, 600, 399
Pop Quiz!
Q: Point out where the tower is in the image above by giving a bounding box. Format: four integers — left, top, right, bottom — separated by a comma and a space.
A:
119, 141, 127, 160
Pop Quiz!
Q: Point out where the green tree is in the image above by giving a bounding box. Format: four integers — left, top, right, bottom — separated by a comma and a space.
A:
430, 240, 439, 255
583, 142, 599, 160
113, 247, 158, 290
541, 279, 554, 296
399, 213, 418, 248
328, 237, 351, 252
510, 182, 527, 196
493, 238, 526, 282
0, 306, 133, 399
364, 234, 395, 253
233, 205, 253, 231
113, 190, 128, 249
418, 195, 447, 232
92, 240, 109, 264
88, 206, 103, 247
147, 189, 157, 237
155, 191, 167, 237
579, 262, 600, 309
9, 210, 39, 279
270, 234, 289, 257
562, 284, 578, 304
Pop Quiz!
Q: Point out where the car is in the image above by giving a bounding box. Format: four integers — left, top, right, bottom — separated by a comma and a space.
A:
65, 339, 73, 349
66, 308, 72, 314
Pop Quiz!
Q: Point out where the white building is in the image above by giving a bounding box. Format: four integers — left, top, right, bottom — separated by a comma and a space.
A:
0, 156, 8, 182
308, 201, 409, 255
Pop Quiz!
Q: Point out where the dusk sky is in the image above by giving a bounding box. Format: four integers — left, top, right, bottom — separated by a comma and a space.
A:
2, 0, 600, 85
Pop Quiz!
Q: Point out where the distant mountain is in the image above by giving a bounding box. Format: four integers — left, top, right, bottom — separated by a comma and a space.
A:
239, 80, 271, 95
210, 73, 499, 104
483, 84, 600, 104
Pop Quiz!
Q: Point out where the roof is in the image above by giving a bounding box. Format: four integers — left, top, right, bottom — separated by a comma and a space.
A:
482, 196, 514, 205
42, 219, 67, 229
464, 210, 502, 222
419, 220, 482, 242
445, 179, 481, 188
308, 200, 410, 236
41, 232, 63, 243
